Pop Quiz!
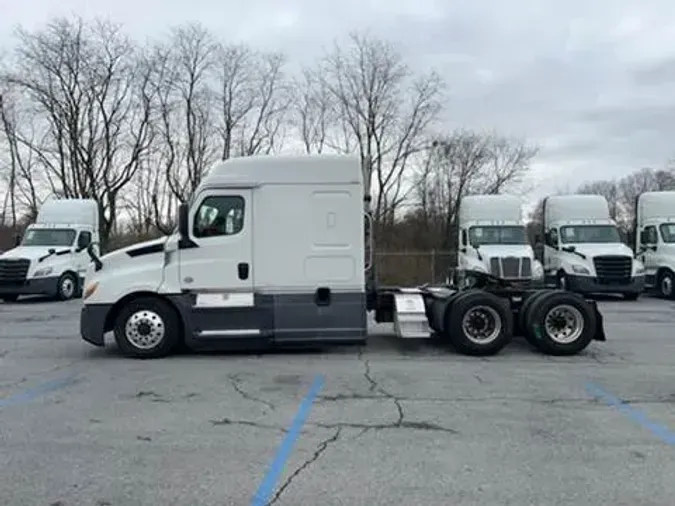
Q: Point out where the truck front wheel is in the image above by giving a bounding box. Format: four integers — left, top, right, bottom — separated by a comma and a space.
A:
113, 297, 181, 359
657, 270, 675, 299
57, 272, 78, 301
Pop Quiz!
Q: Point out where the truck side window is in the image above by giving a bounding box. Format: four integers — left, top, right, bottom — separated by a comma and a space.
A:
644, 226, 658, 244
193, 196, 245, 238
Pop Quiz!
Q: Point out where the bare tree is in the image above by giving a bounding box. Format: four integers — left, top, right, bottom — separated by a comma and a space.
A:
577, 179, 620, 220
0, 92, 18, 226
148, 22, 218, 205
292, 67, 333, 154
0, 88, 42, 222
319, 31, 445, 222
569, 167, 675, 240
3, 17, 155, 244
214, 44, 291, 159
413, 129, 537, 252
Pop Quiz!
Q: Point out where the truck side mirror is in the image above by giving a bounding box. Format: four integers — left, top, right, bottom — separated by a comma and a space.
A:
77, 232, 91, 251
178, 203, 189, 240
534, 234, 542, 244
639, 230, 649, 244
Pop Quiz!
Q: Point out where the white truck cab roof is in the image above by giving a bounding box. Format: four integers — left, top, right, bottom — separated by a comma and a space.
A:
34, 198, 98, 228
196, 154, 362, 193
544, 195, 612, 227
637, 191, 675, 227
459, 195, 523, 225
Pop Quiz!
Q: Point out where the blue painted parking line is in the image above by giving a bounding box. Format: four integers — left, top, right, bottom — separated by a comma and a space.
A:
586, 381, 675, 445
0, 374, 78, 408
250, 374, 325, 506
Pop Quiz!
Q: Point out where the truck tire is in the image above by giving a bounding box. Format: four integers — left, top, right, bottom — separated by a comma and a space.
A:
519, 289, 564, 343
430, 291, 464, 335
113, 296, 181, 359
57, 272, 78, 301
524, 291, 596, 356
444, 290, 513, 356
657, 269, 675, 299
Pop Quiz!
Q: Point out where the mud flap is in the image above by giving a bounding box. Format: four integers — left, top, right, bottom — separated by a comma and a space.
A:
588, 299, 606, 341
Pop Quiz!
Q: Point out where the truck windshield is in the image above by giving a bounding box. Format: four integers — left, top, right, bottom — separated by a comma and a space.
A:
468, 226, 527, 245
560, 225, 620, 244
21, 228, 76, 247
660, 223, 675, 243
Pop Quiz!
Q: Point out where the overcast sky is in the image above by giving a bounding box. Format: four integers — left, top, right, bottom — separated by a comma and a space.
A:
2, 0, 675, 209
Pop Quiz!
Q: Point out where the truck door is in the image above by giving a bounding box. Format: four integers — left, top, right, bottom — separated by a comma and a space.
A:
179, 189, 254, 295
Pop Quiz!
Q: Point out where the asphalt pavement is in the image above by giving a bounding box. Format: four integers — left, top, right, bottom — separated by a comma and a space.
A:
0, 295, 673, 506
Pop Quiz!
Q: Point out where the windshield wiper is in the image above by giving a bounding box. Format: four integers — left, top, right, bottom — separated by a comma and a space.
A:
561, 245, 586, 260
38, 248, 72, 262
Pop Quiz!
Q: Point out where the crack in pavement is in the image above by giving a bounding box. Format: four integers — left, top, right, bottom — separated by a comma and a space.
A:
266, 428, 343, 506
134, 390, 171, 403
209, 417, 287, 434
228, 374, 276, 411
351, 353, 459, 435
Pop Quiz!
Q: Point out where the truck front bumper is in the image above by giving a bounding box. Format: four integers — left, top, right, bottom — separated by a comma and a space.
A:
567, 274, 645, 294
80, 303, 112, 346
0, 276, 60, 298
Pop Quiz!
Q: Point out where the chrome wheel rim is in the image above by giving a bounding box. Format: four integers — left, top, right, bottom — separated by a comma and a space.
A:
461, 305, 502, 344
544, 304, 583, 344
61, 277, 75, 299
125, 310, 165, 349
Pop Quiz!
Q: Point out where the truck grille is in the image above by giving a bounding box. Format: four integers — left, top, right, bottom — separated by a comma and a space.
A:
489, 257, 532, 279
0, 258, 30, 286
593, 255, 632, 284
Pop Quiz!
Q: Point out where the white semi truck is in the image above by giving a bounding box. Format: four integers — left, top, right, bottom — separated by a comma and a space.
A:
635, 191, 675, 298
538, 194, 645, 299
454, 194, 544, 287
0, 198, 99, 302
79, 154, 607, 359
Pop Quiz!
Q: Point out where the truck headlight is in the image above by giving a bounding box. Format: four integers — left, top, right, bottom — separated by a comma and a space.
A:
571, 264, 590, 274
33, 267, 53, 277
532, 262, 544, 279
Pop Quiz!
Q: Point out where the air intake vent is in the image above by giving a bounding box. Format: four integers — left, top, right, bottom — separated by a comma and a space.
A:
593, 255, 632, 283
488, 257, 533, 280
0, 258, 30, 286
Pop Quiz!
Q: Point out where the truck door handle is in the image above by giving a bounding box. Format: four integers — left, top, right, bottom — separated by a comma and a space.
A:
238, 262, 249, 280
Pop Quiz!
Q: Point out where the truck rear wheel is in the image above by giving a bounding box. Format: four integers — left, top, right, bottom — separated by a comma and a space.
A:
444, 290, 513, 356
113, 296, 181, 359
519, 289, 564, 344
524, 291, 596, 356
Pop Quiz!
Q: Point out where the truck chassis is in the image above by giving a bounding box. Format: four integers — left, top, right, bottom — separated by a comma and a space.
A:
371, 270, 605, 357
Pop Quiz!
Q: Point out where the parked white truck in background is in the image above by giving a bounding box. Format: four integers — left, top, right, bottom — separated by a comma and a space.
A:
0, 198, 99, 302
635, 191, 675, 298
454, 194, 544, 287
538, 194, 645, 299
